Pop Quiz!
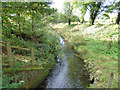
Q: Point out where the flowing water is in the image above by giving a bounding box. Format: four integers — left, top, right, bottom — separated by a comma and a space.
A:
37, 36, 90, 88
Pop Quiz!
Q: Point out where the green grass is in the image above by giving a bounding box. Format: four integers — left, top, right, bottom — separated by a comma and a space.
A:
73, 38, 118, 88
78, 38, 118, 88
74, 38, 118, 88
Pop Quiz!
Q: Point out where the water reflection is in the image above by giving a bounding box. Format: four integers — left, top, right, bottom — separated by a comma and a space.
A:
59, 36, 65, 48
60, 36, 90, 88
67, 55, 90, 88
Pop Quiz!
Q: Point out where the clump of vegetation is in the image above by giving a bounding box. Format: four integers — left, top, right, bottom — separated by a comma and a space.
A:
2, 74, 24, 88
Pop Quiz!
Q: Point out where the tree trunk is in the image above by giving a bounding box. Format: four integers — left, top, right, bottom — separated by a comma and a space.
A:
18, 13, 20, 31
89, 2, 101, 25
116, 12, 120, 24
81, 4, 87, 24
90, 17, 95, 25
92, 10, 99, 25
89, 10, 94, 25
90, 13, 97, 25
32, 16, 34, 40
81, 16, 84, 23
68, 19, 71, 25
91, 19, 95, 25
2, 19, 3, 26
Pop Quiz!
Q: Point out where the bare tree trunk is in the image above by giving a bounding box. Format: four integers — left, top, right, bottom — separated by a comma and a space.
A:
116, 12, 120, 24
91, 10, 99, 25
89, 2, 101, 25
89, 10, 94, 25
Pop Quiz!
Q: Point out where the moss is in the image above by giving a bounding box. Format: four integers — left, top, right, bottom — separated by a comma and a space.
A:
22, 69, 48, 88
3, 67, 45, 73
18, 67, 44, 71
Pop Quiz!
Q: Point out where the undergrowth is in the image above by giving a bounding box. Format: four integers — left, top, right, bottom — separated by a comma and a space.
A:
2, 24, 61, 88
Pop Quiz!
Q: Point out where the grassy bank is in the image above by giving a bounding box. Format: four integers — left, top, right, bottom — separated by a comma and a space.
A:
51, 23, 118, 88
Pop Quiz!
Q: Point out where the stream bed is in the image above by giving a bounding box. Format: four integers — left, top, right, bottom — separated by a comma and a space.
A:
37, 36, 90, 88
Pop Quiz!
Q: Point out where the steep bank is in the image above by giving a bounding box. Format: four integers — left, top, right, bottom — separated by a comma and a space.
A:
50, 23, 118, 88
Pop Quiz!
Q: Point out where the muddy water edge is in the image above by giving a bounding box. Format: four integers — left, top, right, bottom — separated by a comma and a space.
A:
36, 36, 90, 88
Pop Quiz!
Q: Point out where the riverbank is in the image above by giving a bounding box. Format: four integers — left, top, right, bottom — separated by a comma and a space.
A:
50, 23, 118, 88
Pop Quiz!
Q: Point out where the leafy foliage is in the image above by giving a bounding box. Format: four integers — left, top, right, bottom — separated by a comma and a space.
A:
2, 74, 23, 88
73, 0, 88, 23
63, 1, 74, 25
71, 0, 118, 25
2, 1, 61, 88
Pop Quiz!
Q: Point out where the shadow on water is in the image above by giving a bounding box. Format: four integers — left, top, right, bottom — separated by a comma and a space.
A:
36, 36, 90, 88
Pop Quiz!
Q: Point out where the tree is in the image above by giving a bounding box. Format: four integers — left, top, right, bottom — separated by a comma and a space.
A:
23, 2, 53, 40
88, 2, 103, 25
73, 0, 88, 23
63, 1, 73, 25
102, 1, 120, 24
80, 3, 87, 23
115, 2, 120, 24
72, 0, 109, 25
116, 10, 120, 24
2, 1, 54, 40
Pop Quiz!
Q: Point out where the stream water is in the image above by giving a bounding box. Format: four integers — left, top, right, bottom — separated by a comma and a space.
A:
37, 36, 90, 88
